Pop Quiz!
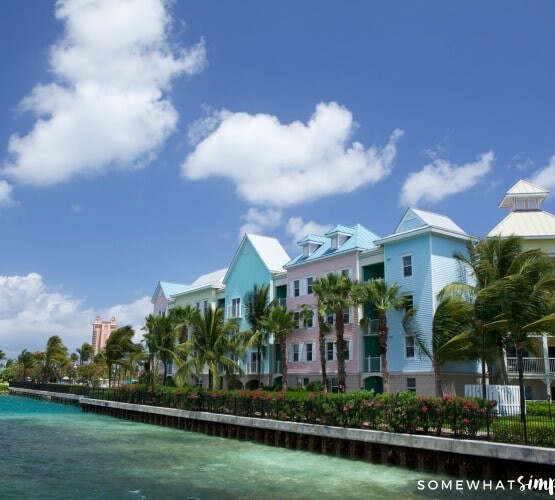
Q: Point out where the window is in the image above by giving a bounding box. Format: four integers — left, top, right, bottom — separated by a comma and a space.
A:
343, 309, 350, 325
341, 268, 351, 277
330, 377, 339, 393
327, 312, 334, 326
344, 340, 351, 361
407, 377, 416, 392
293, 280, 300, 297
303, 309, 314, 329
404, 294, 414, 312
402, 255, 413, 278
250, 352, 259, 374
306, 343, 313, 362
326, 341, 335, 361
228, 298, 241, 318
195, 301, 201, 310
293, 312, 300, 329
203, 300, 208, 313
405, 336, 415, 358
195, 376, 203, 388
306, 276, 313, 295
292, 343, 300, 362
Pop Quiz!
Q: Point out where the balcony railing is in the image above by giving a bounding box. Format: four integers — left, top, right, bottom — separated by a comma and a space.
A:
246, 361, 259, 375
275, 298, 287, 308
506, 357, 546, 374
363, 355, 381, 373
361, 319, 379, 336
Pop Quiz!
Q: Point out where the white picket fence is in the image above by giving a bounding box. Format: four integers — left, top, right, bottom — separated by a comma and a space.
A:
464, 384, 522, 416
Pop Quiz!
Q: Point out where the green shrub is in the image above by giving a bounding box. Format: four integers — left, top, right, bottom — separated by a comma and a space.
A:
0, 382, 8, 392
493, 418, 555, 447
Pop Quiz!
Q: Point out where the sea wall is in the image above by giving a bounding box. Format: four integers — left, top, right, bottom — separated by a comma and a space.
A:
10, 387, 555, 480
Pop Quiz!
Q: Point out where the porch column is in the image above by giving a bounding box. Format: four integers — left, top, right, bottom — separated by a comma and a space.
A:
543, 335, 550, 399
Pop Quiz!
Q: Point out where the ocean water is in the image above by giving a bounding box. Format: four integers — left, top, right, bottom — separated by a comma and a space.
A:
0, 395, 544, 499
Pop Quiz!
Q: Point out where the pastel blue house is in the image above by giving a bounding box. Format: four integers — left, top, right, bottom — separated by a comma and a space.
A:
223, 233, 290, 389
376, 208, 476, 395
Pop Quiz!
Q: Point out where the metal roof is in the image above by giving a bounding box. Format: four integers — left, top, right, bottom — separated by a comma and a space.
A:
488, 210, 555, 238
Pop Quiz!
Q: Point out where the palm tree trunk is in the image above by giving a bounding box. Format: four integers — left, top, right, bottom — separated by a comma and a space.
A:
257, 343, 262, 388
335, 308, 346, 393
280, 341, 287, 392
433, 362, 443, 397
517, 347, 527, 425
318, 313, 328, 393
378, 312, 389, 393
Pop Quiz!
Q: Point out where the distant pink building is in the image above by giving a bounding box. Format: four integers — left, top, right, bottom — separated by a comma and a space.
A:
92, 316, 117, 355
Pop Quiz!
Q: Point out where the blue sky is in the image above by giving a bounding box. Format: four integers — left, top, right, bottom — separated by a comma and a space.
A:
1, 0, 554, 359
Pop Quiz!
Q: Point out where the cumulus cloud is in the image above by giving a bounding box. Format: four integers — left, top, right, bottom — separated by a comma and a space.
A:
529, 154, 555, 190
238, 208, 282, 240
400, 151, 494, 206
182, 102, 403, 207
2, 0, 206, 187
285, 216, 333, 246
0, 180, 14, 205
0, 273, 151, 359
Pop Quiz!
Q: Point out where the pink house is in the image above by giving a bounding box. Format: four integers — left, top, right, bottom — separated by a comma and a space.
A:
283, 224, 380, 391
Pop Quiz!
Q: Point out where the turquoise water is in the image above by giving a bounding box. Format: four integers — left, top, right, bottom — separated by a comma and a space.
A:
0, 395, 543, 499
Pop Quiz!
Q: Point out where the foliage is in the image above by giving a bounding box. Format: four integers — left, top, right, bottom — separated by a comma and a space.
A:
0, 382, 8, 392
492, 418, 555, 447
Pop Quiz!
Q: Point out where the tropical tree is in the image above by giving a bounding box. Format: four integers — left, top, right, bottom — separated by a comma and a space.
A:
261, 305, 294, 392
176, 307, 241, 390
0, 350, 5, 365
313, 273, 354, 393
142, 314, 180, 385
488, 249, 555, 420
17, 349, 37, 382
243, 284, 270, 387
169, 305, 198, 343
76, 342, 93, 365
355, 279, 406, 393
42, 335, 69, 383
105, 326, 139, 387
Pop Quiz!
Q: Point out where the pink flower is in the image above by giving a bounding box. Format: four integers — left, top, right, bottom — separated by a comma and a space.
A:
463, 418, 470, 426
421, 406, 428, 413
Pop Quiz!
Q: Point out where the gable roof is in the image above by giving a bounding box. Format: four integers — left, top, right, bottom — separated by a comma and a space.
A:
151, 281, 189, 303
376, 207, 469, 245
224, 234, 290, 283
285, 223, 380, 267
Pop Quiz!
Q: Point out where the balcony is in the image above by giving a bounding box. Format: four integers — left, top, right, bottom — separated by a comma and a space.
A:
246, 361, 259, 375
506, 357, 550, 374
275, 298, 287, 308
363, 356, 381, 373
361, 319, 379, 336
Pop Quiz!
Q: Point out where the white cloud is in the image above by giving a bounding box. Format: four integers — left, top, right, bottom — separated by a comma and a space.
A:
0, 273, 151, 360
285, 217, 333, 246
400, 151, 494, 206
529, 154, 555, 190
0, 180, 14, 205
2, 0, 206, 187
182, 102, 403, 207
238, 208, 282, 240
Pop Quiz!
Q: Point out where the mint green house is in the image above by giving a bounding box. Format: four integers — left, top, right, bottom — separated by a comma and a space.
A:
223, 233, 290, 389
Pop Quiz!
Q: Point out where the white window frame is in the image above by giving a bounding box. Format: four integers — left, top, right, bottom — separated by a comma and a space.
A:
292, 279, 300, 297
405, 335, 415, 358
293, 312, 300, 330
305, 342, 313, 362
306, 276, 314, 295
227, 297, 241, 318
402, 254, 413, 278
407, 377, 416, 392
292, 343, 301, 363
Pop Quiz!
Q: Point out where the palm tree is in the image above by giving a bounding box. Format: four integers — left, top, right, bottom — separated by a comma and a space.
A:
42, 335, 68, 383
105, 326, 139, 387
76, 342, 93, 365
0, 350, 5, 365
169, 305, 198, 343
176, 307, 241, 390
356, 279, 405, 393
142, 314, 179, 385
313, 273, 354, 393
243, 284, 270, 387
489, 249, 555, 420
261, 305, 294, 392
17, 349, 36, 381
